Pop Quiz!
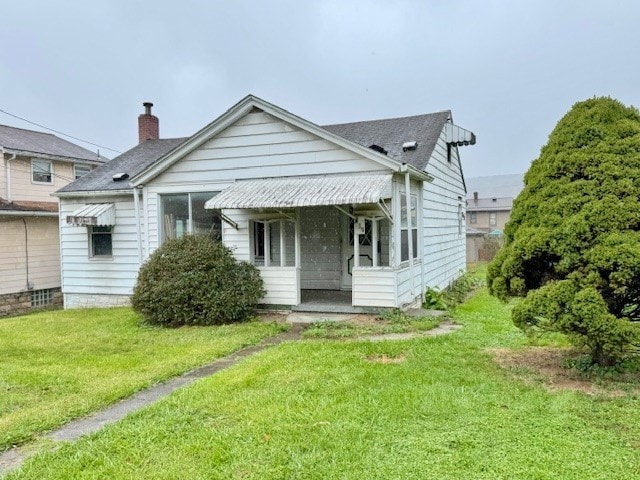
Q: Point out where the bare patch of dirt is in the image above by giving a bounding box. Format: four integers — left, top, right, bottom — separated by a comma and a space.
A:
364, 353, 407, 364
489, 347, 631, 397
349, 314, 385, 326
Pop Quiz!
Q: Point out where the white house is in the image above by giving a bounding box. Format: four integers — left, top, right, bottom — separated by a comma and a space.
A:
55, 95, 475, 311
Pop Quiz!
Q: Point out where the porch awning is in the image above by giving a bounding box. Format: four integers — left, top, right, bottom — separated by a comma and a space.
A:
443, 123, 476, 146
66, 203, 115, 226
205, 173, 393, 209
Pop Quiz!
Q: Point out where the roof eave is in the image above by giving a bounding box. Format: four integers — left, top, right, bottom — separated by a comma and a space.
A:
3, 148, 106, 165
0, 210, 59, 217
53, 189, 133, 198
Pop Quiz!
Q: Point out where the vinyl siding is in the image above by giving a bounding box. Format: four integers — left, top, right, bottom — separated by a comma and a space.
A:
422, 130, 467, 290
0, 216, 61, 295
59, 195, 141, 299
352, 268, 396, 307
258, 267, 300, 305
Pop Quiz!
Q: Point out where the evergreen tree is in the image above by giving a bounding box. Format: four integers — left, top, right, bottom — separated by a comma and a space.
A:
488, 97, 640, 365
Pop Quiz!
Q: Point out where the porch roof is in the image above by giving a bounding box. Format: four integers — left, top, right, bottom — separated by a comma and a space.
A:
205, 173, 393, 209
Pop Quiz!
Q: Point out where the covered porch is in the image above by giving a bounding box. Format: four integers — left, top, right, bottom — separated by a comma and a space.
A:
206, 173, 424, 311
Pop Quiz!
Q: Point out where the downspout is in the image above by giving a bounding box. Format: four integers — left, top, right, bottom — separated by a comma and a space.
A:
404, 169, 415, 301
5, 151, 17, 201
133, 187, 143, 264
20, 218, 30, 290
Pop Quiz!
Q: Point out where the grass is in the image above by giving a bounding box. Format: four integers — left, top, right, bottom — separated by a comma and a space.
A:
0, 308, 285, 452
303, 310, 440, 339
7, 281, 640, 478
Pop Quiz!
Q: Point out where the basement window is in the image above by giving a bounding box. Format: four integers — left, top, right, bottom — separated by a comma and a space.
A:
31, 288, 57, 307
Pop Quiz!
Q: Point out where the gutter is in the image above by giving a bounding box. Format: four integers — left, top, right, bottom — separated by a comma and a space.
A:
52, 189, 133, 198
2, 148, 105, 165
0, 210, 58, 217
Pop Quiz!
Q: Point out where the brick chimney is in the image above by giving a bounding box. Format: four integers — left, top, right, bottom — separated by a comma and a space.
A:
138, 102, 159, 143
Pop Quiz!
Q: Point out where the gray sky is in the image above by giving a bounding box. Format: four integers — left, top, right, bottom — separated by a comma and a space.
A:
1, 1, 638, 178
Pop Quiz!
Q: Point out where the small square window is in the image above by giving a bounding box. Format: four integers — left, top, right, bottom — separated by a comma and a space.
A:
32, 159, 52, 184
74, 164, 91, 180
90, 226, 113, 258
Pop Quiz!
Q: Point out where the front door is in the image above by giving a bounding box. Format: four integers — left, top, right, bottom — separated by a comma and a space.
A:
341, 214, 374, 289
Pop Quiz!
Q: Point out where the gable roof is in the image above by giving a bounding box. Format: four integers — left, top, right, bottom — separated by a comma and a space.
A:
0, 124, 108, 164
55, 138, 187, 194
57, 95, 465, 195
322, 111, 451, 171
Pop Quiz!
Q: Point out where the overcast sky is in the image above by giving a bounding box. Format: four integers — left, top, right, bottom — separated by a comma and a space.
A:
1, 1, 638, 178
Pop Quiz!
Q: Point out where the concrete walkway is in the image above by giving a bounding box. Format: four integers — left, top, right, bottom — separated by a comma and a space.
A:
0, 324, 305, 476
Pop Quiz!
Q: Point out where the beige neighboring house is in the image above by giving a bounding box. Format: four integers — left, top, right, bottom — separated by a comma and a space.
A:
0, 124, 107, 316
465, 173, 524, 262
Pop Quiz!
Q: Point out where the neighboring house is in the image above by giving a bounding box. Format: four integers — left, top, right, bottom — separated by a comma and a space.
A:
55, 96, 475, 311
0, 124, 106, 316
465, 173, 524, 262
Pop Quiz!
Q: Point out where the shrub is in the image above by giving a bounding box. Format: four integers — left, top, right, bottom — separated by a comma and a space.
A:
488, 97, 640, 366
131, 235, 265, 326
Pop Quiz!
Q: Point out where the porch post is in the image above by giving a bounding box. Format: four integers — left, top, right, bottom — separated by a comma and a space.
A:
294, 209, 301, 268
279, 220, 286, 267
354, 226, 360, 267
405, 171, 415, 297
372, 218, 379, 267
264, 222, 271, 267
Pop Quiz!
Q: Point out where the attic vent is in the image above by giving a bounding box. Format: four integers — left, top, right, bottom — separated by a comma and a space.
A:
112, 172, 129, 182
402, 141, 418, 152
368, 144, 388, 155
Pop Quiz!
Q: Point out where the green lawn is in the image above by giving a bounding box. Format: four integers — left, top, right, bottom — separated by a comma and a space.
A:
0, 308, 285, 451
7, 290, 640, 479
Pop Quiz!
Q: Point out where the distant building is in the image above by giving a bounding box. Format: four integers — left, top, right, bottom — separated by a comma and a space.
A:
465, 173, 523, 261
0, 124, 107, 316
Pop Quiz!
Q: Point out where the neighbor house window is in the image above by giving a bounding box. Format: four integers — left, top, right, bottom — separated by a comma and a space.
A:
32, 159, 52, 184
469, 211, 477, 224
161, 192, 221, 243
489, 212, 497, 226
400, 194, 418, 262
90, 226, 113, 258
74, 164, 91, 179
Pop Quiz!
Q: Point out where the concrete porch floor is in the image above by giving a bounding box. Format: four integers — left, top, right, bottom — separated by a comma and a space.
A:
292, 289, 371, 314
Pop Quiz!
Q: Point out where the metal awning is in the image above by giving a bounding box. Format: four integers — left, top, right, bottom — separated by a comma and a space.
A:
66, 203, 115, 226
205, 174, 393, 209
444, 123, 476, 146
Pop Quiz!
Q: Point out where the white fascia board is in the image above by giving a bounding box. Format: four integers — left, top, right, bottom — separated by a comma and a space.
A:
0, 210, 59, 217
3, 148, 105, 165
53, 189, 132, 198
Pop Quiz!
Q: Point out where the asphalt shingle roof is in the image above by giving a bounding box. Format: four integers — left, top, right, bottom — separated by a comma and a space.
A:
0, 124, 108, 163
322, 111, 451, 171
57, 109, 452, 195
56, 138, 187, 193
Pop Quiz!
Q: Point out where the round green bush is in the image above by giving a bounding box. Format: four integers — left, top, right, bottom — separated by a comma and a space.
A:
131, 234, 265, 326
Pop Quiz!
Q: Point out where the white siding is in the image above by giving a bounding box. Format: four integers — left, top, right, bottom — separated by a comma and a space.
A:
396, 263, 423, 307
258, 267, 300, 305
151, 112, 387, 187
352, 268, 396, 307
422, 130, 467, 290
59, 195, 142, 303
0, 216, 61, 295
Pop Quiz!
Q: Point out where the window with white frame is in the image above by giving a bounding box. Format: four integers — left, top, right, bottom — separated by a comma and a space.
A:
250, 218, 295, 267
161, 192, 221, 243
400, 194, 418, 262
469, 211, 477, 224
489, 212, 497, 226
89, 226, 113, 258
74, 164, 92, 179
31, 159, 52, 184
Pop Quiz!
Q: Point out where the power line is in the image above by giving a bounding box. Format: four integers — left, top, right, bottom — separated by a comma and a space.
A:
0, 107, 122, 154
